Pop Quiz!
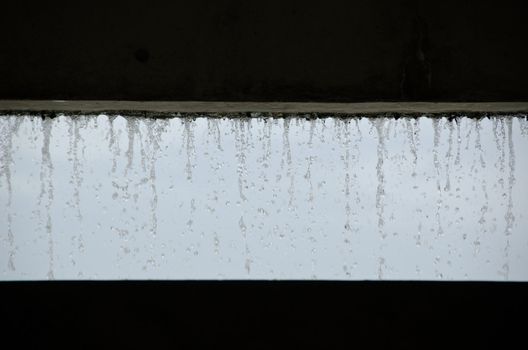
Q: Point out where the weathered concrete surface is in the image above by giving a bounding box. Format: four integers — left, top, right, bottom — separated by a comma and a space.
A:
1, 101, 528, 115
1, 1, 527, 101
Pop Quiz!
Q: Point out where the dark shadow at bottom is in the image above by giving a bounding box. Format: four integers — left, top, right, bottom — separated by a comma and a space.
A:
1, 281, 526, 348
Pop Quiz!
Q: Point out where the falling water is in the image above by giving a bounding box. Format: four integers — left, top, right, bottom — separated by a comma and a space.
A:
71, 117, 84, 220
493, 117, 506, 192
214, 118, 224, 151
185, 198, 196, 240
374, 118, 387, 239
342, 120, 352, 235
305, 126, 315, 206
405, 118, 418, 177
0, 116, 22, 270
283, 118, 295, 211
66, 117, 86, 263
410, 118, 423, 246
519, 116, 528, 137
308, 117, 316, 147
502, 118, 516, 279
432, 118, 444, 237
474, 119, 488, 254
378, 257, 385, 280
374, 117, 390, 279
125, 117, 137, 175
260, 117, 272, 187
0, 117, 13, 269
475, 119, 487, 169
455, 118, 462, 168
444, 119, 454, 192
183, 118, 195, 181
1, 113, 527, 281
107, 115, 120, 175
352, 119, 362, 211
146, 118, 165, 239
239, 216, 251, 274
234, 119, 248, 202
304, 119, 317, 276
40, 117, 55, 280
234, 119, 252, 273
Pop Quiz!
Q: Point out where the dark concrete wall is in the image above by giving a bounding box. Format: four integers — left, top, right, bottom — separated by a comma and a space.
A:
1, 1, 527, 101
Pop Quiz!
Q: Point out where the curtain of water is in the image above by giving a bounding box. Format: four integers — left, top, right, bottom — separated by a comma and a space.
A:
0, 114, 527, 280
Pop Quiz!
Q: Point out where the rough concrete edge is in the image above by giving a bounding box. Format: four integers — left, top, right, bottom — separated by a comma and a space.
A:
1, 110, 528, 120
1, 101, 528, 118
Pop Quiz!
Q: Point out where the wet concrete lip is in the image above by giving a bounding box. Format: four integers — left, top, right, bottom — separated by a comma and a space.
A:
1, 100, 528, 117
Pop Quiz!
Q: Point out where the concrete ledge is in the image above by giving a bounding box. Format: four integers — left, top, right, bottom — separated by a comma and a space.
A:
1, 100, 528, 115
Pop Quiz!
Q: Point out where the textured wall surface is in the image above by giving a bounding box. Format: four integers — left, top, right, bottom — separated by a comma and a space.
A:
1, 1, 527, 101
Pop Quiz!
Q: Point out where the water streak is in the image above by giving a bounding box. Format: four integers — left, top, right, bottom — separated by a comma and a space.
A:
432, 118, 444, 237
125, 117, 138, 175
519, 116, 528, 137
502, 118, 516, 279
239, 216, 251, 274
0, 116, 22, 270
0, 114, 526, 280
71, 117, 84, 220
234, 119, 248, 202
444, 119, 454, 192
474, 119, 488, 254
405, 118, 418, 177
283, 118, 295, 211
374, 118, 387, 239
183, 118, 195, 181
342, 121, 352, 235
40, 117, 55, 280
107, 116, 120, 175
